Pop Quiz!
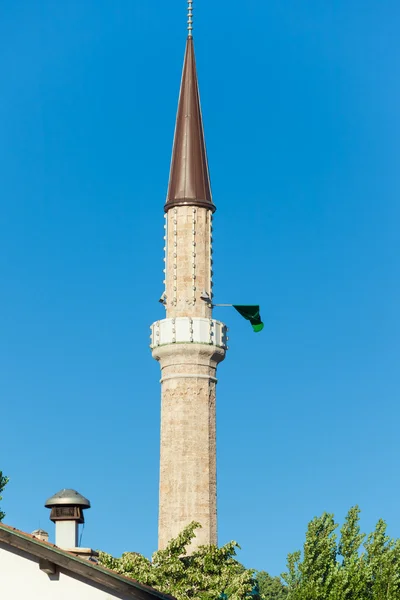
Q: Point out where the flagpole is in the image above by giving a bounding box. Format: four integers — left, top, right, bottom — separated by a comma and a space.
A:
213, 304, 233, 307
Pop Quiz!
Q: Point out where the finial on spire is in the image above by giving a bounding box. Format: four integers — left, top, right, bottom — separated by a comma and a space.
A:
187, 1, 193, 37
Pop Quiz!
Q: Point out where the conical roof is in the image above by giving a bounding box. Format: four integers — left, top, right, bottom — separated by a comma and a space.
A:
165, 37, 215, 213
45, 489, 90, 509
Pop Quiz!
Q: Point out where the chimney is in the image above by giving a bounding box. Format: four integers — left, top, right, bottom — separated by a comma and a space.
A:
45, 489, 98, 560
32, 529, 49, 543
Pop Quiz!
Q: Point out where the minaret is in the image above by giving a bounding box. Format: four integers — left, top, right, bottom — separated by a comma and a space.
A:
150, 2, 227, 550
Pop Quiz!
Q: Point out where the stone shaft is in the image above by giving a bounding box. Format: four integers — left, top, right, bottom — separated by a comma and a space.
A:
165, 206, 213, 318
153, 343, 225, 550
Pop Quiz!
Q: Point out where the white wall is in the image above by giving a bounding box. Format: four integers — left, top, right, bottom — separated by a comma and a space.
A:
0, 543, 129, 600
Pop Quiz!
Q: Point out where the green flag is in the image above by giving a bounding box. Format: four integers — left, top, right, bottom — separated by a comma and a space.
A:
233, 305, 264, 332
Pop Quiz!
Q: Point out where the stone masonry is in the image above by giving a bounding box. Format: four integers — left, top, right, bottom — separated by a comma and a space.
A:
165, 206, 213, 319
153, 343, 225, 549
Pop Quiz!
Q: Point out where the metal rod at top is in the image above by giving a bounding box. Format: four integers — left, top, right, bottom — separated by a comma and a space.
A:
187, 1, 193, 37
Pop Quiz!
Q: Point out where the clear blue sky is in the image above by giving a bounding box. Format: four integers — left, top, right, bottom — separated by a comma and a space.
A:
1, 0, 399, 577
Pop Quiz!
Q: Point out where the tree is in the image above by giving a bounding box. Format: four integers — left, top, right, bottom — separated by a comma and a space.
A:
99, 522, 257, 600
256, 571, 288, 599
0, 471, 9, 522
364, 519, 400, 599
100, 508, 400, 599
282, 507, 400, 600
282, 512, 338, 600
335, 505, 366, 599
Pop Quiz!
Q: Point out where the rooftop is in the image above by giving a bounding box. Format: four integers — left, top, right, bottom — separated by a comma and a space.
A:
0, 523, 175, 600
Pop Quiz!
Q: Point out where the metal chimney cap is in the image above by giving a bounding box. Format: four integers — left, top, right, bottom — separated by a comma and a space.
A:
45, 489, 91, 509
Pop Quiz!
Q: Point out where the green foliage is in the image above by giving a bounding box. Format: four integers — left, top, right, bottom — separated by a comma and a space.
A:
99, 522, 256, 600
0, 471, 9, 522
282, 506, 400, 600
100, 507, 400, 600
364, 519, 400, 599
335, 506, 367, 599
256, 571, 288, 599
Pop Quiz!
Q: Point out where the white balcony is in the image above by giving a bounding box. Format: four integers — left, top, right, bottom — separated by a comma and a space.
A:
150, 317, 228, 349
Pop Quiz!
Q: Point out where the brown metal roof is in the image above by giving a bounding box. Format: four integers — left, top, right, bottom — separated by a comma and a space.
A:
165, 37, 215, 213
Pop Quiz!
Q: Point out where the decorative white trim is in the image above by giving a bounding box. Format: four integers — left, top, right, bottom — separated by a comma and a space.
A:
150, 317, 227, 349
173, 210, 178, 306
163, 213, 168, 308
209, 209, 213, 299
192, 208, 197, 305
161, 374, 218, 383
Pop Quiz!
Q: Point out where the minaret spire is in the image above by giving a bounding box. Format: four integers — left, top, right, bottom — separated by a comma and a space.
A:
165, 10, 215, 214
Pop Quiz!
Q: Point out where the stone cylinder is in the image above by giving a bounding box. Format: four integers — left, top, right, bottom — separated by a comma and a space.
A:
153, 343, 225, 550
165, 206, 213, 319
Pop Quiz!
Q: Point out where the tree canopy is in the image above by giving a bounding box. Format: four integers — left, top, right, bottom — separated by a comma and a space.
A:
100, 507, 400, 600
99, 522, 257, 600
0, 471, 8, 522
282, 506, 400, 599
256, 571, 288, 599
